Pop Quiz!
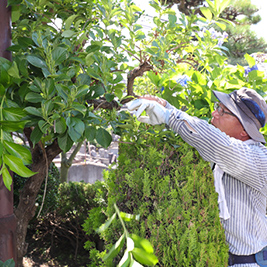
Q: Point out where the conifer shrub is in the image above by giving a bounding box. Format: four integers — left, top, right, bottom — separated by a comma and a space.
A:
85, 130, 229, 266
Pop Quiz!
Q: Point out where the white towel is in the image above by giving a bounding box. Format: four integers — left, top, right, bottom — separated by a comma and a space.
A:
213, 163, 230, 220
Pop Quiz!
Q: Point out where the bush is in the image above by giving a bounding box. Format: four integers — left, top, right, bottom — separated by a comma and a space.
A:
26, 181, 107, 267
84, 132, 229, 266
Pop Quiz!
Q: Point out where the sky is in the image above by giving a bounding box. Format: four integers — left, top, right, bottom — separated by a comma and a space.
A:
250, 0, 267, 42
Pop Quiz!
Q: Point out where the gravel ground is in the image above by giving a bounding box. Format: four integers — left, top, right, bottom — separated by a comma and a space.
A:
23, 257, 61, 267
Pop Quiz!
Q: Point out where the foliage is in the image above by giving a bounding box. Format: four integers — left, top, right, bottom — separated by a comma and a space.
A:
13, 162, 60, 216
219, 0, 267, 65
27, 181, 107, 266
0, 259, 15, 267
84, 128, 229, 266
96, 203, 158, 267
3, 0, 267, 264
3, 0, 265, 188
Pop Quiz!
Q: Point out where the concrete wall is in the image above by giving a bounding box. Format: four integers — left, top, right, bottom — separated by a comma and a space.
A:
56, 161, 109, 184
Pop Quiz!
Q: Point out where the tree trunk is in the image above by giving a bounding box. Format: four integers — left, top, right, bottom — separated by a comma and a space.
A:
60, 141, 84, 183
0, 0, 15, 264
14, 137, 61, 267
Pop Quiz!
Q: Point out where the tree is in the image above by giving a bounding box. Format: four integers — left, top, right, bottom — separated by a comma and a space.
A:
221, 0, 267, 65
159, 0, 267, 65
2, 0, 267, 266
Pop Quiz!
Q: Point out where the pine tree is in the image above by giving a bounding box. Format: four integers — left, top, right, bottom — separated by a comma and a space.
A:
160, 0, 267, 65
221, 0, 267, 65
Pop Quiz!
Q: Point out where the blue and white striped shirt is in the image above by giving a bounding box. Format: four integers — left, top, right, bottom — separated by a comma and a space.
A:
167, 105, 267, 267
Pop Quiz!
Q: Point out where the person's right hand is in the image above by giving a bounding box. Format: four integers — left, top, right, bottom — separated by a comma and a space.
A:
138, 95, 167, 107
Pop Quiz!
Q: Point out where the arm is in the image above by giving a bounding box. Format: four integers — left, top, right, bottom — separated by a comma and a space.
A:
168, 109, 267, 191
128, 98, 267, 191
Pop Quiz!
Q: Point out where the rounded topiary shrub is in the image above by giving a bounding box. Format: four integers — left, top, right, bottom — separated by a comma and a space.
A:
87, 131, 229, 266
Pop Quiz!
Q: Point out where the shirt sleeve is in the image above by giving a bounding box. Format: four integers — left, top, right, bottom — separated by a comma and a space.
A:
167, 107, 267, 192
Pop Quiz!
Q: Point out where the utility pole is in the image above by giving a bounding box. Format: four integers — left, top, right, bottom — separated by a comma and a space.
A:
0, 0, 17, 265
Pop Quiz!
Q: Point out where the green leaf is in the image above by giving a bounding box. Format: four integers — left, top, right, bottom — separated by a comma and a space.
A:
30, 126, 43, 147
86, 44, 101, 53
72, 103, 87, 115
85, 125, 96, 142
218, 0, 231, 14
0, 258, 15, 267
62, 30, 75, 38
25, 92, 43, 103
55, 117, 67, 134
89, 84, 105, 99
0, 121, 27, 132
103, 233, 126, 261
130, 234, 154, 254
248, 70, 264, 81
3, 140, 32, 165
27, 55, 47, 69
200, 7, 212, 21
42, 100, 54, 116
147, 71, 160, 86
132, 248, 158, 266
8, 61, 20, 79
52, 47, 68, 66
244, 53, 256, 68
11, 5, 21, 22
0, 84, 5, 96
215, 21, 226, 30
105, 93, 114, 102
168, 14, 177, 28
57, 133, 73, 152
24, 107, 43, 117
3, 108, 26, 121
87, 68, 102, 81
65, 14, 78, 30
67, 118, 85, 142
38, 120, 50, 133
2, 165, 13, 191
18, 37, 34, 48
76, 85, 89, 98
96, 212, 116, 233
118, 250, 131, 267
0, 143, 3, 157
3, 154, 37, 178
96, 128, 112, 148
120, 212, 140, 222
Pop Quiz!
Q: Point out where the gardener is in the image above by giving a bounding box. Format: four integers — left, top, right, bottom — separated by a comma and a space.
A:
128, 88, 267, 267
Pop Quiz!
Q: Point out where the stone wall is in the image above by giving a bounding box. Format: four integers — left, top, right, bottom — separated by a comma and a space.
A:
53, 136, 119, 183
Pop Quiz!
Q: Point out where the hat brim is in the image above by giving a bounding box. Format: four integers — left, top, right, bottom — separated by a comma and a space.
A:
212, 90, 266, 143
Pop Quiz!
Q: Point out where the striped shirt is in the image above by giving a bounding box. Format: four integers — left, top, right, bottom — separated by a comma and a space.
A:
167, 104, 267, 267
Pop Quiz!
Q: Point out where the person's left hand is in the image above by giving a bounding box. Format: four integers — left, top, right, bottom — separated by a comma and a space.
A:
127, 99, 171, 125
138, 95, 167, 107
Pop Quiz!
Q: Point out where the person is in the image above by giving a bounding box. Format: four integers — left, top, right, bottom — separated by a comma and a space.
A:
128, 88, 267, 267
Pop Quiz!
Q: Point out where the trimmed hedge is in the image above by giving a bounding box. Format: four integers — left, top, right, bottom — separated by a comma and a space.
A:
85, 133, 229, 266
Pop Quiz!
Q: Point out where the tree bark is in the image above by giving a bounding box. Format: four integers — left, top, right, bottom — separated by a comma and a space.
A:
60, 141, 84, 183
14, 138, 62, 267
0, 0, 15, 265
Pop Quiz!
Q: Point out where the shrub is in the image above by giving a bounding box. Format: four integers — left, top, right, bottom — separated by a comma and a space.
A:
26, 181, 107, 266
84, 131, 229, 266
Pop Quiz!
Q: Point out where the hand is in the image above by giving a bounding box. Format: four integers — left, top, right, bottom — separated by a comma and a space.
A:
138, 95, 167, 107
127, 99, 171, 125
